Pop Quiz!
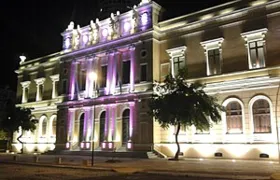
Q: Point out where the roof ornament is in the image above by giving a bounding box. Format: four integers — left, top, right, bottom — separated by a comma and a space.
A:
139, 0, 151, 6
66, 21, 74, 31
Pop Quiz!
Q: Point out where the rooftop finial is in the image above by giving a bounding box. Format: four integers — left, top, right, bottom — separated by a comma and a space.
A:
66, 21, 75, 31
139, 0, 151, 6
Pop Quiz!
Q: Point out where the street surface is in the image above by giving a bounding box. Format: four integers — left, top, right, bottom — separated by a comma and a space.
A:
0, 163, 230, 180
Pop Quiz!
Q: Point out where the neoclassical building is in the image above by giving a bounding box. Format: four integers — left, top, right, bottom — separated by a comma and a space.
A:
14, 0, 280, 160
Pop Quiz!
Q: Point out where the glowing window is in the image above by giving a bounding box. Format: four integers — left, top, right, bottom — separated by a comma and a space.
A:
226, 101, 243, 133
252, 99, 271, 133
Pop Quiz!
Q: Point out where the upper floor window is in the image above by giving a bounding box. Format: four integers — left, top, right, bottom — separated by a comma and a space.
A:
140, 63, 147, 82
101, 65, 107, 88
78, 63, 86, 91
241, 28, 267, 69
166, 46, 187, 77
201, 38, 224, 76
122, 60, 130, 84
252, 99, 271, 133
62, 79, 68, 94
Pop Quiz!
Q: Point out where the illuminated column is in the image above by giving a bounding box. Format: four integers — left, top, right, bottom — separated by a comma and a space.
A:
85, 56, 94, 98
105, 52, 114, 95
83, 108, 90, 142
105, 106, 110, 141
109, 104, 116, 142
34, 78, 46, 101
110, 51, 118, 94
20, 81, 31, 103
69, 61, 78, 100
67, 109, 75, 142
89, 106, 95, 142
50, 74, 59, 99
129, 45, 136, 92
129, 102, 135, 140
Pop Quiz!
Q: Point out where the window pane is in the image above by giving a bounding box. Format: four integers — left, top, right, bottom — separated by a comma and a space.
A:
253, 99, 271, 133
257, 46, 265, 68
226, 101, 242, 133
140, 64, 147, 82
101, 66, 107, 88
173, 56, 185, 76
42, 120, 47, 136
249, 42, 255, 48
52, 118, 56, 136
62, 80, 67, 94
250, 48, 257, 68
122, 61, 130, 84
208, 49, 221, 75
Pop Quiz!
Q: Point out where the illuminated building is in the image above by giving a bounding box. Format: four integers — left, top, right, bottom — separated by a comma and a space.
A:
14, 0, 280, 160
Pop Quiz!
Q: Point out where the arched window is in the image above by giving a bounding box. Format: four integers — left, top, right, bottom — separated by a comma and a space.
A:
253, 99, 271, 133
79, 113, 85, 142
99, 112, 106, 142
42, 119, 47, 137
122, 109, 130, 143
226, 101, 243, 133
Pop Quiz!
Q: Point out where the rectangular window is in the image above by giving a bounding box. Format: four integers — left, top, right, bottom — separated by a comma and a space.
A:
62, 79, 67, 94
173, 56, 185, 76
101, 65, 107, 88
208, 49, 221, 75
79, 70, 86, 91
122, 60, 130, 84
249, 41, 265, 69
140, 64, 147, 82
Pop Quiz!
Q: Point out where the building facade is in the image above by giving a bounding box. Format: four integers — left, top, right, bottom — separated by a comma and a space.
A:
14, 0, 280, 161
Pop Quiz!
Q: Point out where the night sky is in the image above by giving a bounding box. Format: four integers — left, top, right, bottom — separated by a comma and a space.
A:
1, 0, 232, 91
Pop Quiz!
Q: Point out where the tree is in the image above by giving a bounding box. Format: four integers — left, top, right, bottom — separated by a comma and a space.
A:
0, 106, 37, 153
149, 68, 224, 160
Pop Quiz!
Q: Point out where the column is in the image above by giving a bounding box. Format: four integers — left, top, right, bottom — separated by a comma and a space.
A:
34, 78, 45, 101
20, 81, 31, 103
105, 106, 110, 141
110, 51, 118, 94
130, 46, 136, 92
129, 102, 135, 140
50, 74, 59, 99
69, 61, 77, 100
109, 104, 116, 142
83, 108, 91, 141
89, 106, 94, 142
85, 56, 94, 98
67, 109, 75, 142
22, 87, 26, 103
105, 52, 114, 95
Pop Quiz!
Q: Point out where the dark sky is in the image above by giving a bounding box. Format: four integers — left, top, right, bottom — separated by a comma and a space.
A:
1, 0, 232, 91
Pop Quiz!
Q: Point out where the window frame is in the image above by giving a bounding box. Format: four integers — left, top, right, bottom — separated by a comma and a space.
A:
166, 46, 187, 78
222, 98, 245, 135
249, 95, 273, 135
241, 28, 268, 70
201, 38, 224, 76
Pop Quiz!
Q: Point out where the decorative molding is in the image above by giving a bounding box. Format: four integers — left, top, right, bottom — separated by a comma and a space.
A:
166, 46, 187, 57
241, 28, 268, 42
200, 38, 224, 50
20, 81, 31, 88
34, 77, 46, 85
50, 74, 60, 82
